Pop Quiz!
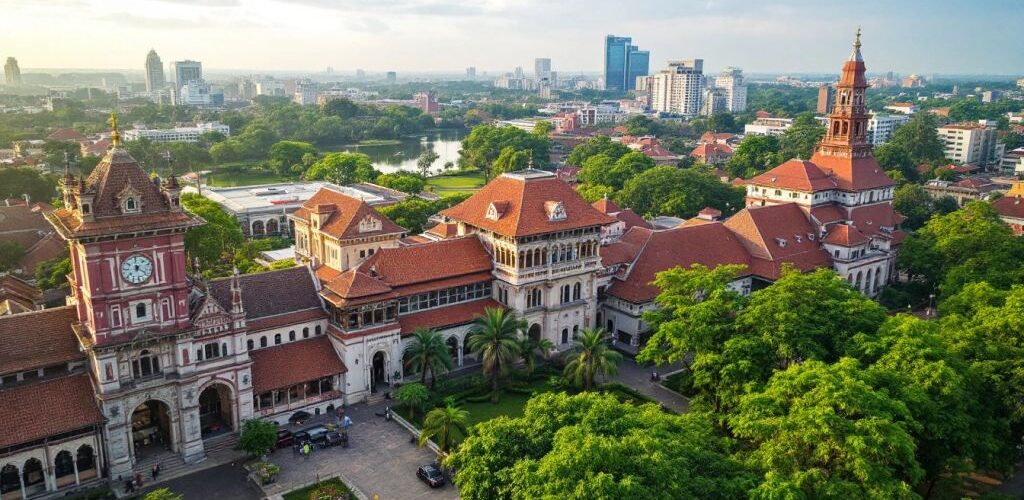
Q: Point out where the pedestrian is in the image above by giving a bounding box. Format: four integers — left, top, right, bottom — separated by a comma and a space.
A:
135, 471, 143, 489
303, 442, 311, 460
151, 463, 160, 480
342, 415, 352, 429
124, 479, 134, 494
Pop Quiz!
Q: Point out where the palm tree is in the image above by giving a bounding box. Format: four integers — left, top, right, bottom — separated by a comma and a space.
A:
564, 328, 623, 391
418, 404, 470, 453
466, 307, 525, 403
516, 336, 554, 377
403, 328, 454, 388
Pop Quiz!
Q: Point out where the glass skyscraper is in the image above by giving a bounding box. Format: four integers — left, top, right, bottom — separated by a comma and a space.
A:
604, 35, 649, 92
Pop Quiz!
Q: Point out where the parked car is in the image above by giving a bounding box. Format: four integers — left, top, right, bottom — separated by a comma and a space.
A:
295, 425, 328, 446
289, 410, 312, 426
320, 431, 344, 448
270, 429, 294, 452
417, 464, 445, 488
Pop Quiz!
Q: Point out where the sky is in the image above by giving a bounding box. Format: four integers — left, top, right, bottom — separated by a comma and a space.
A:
1, 0, 1022, 76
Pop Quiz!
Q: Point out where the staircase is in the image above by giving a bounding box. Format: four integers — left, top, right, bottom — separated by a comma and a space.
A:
365, 392, 389, 406
130, 433, 242, 488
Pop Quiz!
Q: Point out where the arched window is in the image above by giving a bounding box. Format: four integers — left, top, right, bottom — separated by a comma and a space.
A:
1, 464, 19, 496
315, 325, 322, 336
76, 445, 95, 475
260, 336, 267, 348
247, 339, 254, 351
561, 328, 569, 344
135, 302, 147, 319
22, 458, 44, 494
573, 283, 582, 301
54, 450, 75, 481
125, 197, 137, 212
289, 331, 295, 341
573, 325, 579, 340
274, 333, 282, 345
132, 350, 160, 378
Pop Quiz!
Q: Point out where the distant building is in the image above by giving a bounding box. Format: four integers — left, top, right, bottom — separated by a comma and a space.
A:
535, 58, 552, 80
293, 79, 318, 106
648, 59, 703, 117
175, 80, 222, 107
1018, 77, 1024, 90
413, 91, 439, 114
901, 74, 926, 88
884, 102, 916, 114
744, 116, 793, 136
144, 49, 166, 92
386, 71, 397, 83
124, 122, 230, 143
982, 90, 1001, 103
356, 69, 366, 80
604, 35, 649, 92
700, 87, 727, 116
866, 113, 909, 145
172, 60, 202, 86
938, 122, 1000, 169
255, 77, 285, 97
4, 57, 22, 86
714, 67, 747, 112
817, 84, 835, 114
466, 66, 476, 79
999, 147, 1024, 176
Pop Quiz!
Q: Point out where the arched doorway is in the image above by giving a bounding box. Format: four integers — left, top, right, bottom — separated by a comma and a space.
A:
1, 464, 20, 499
371, 351, 387, 393
131, 400, 173, 461
446, 337, 459, 365
251, 220, 265, 236
76, 445, 97, 482
21, 459, 43, 497
54, 451, 75, 489
528, 324, 541, 343
266, 219, 279, 234
199, 384, 234, 438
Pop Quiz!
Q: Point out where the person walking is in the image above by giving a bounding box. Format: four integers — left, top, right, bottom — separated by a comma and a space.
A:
342, 415, 352, 429
151, 463, 160, 480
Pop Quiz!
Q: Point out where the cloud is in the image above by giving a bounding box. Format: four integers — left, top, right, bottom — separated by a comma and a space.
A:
153, 0, 241, 5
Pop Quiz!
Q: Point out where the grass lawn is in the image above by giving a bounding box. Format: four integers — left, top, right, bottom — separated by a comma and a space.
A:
204, 162, 289, 187
282, 477, 353, 500
426, 170, 486, 196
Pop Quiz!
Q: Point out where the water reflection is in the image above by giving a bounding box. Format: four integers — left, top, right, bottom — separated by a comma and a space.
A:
332, 129, 467, 175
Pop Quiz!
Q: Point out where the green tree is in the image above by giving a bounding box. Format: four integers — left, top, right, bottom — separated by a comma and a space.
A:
268, 140, 317, 176
142, 488, 183, 500
466, 307, 525, 402
0, 241, 25, 273
449, 392, 756, 500
725, 134, 781, 178
238, 418, 277, 457
0, 168, 58, 202
181, 193, 244, 268
491, 146, 531, 177
321, 97, 360, 119
395, 382, 430, 420
416, 149, 440, 177
375, 172, 426, 194
887, 113, 946, 165
731, 358, 923, 499
617, 166, 744, 219
778, 112, 825, 161
377, 195, 468, 234
579, 151, 656, 191
459, 125, 551, 179
419, 404, 470, 453
875, 142, 918, 182
532, 120, 553, 136
893, 183, 934, 230
515, 336, 554, 377
565, 135, 631, 166
575, 183, 616, 203
305, 152, 379, 185
34, 256, 71, 290
403, 328, 454, 388
563, 328, 623, 391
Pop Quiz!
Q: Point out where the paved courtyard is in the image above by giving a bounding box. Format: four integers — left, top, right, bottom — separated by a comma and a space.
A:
613, 357, 690, 413
261, 402, 459, 500
148, 463, 259, 500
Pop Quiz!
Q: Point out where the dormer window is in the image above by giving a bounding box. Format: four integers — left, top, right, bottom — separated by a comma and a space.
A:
125, 197, 137, 212
117, 184, 142, 214
487, 201, 509, 221
544, 201, 567, 221
358, 214, 382, 233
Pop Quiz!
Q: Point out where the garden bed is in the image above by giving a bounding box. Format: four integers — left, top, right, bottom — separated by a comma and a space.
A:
282, 477, 355, 500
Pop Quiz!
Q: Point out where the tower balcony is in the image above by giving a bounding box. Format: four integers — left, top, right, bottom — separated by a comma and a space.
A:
494, 257, 601, 285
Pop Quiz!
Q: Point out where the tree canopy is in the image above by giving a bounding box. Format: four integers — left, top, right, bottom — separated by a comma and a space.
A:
304, 152, 379, 185
617, 166, 744, 219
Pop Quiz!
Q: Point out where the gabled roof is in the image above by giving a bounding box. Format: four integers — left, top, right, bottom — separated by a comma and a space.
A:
993, 195, 1024, 220
848, 202, 903, 237
207, 266, 322, 320
249, 336, 347, 393
724, 203, 832, 280
748, 159, 837, 192
823, 224, 870, 246
690, 142, 734, 159
46, 128, 86, 142
607, 223, 751, 303
809, 153, 895, 191
0, 374, 104, 448
0, 306, 84, 376
614, 208, 653, 230
440, 170, 615, 237
808, 204, 846, 225
290, 187, 406, 241
591, 197, 622, 214
0, 274, 41, 315
425, 223, 459, 239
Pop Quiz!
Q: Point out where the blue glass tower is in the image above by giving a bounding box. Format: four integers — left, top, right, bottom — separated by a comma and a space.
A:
604, 35, 648, 92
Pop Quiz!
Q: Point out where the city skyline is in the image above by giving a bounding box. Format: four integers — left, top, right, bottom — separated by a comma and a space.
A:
1, 0, 1022, 75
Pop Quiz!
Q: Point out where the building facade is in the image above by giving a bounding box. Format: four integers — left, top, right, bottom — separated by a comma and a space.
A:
603, 35, 648, 92
145, 50, 166, 93
866, 112, 909, 145
123, 122, 230, 143
938, 122, 1000, 169
4, 57, 22, 86
172, 61, 202, 87
647, 59, 704, 117
714, 67, 747, 112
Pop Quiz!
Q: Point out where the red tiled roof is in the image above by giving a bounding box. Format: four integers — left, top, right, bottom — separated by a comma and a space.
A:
46, 128, 87, 142
808, 152, 895, 191
848, 203, 902, 237
808, 204, 846, 225
755, 110, 773, 118
614, 208, 652, 230
398, 298, 502, 335
607, 223, 751, 303
823, 224, 870, 246
249, 336, 347, 393
592, 197, 622, 214
19, 232, 66, 274
699, 132, 736, 144
748, 160, 837, 192
425, 223, 459, 239
0, 306, 85, 376
81, 138, 112, 156
724, 203, 832, 280
208, 267, 323, 320
993, 196, 1024, 220
291, 187, 406, 241
690, 143, 734, 160
246, 308, 328, 333
0, 374, 104, 448
440, 171, 615, 237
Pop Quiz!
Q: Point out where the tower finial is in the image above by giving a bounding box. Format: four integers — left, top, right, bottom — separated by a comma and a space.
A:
848, 26, 864, 62
855, 26, 862, 49
109, 111, 121, 148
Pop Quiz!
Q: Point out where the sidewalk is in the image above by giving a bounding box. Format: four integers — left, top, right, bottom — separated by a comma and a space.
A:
611, 358, 690, 413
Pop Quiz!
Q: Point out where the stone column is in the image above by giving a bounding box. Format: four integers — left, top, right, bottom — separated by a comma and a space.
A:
178, 386, 207, 465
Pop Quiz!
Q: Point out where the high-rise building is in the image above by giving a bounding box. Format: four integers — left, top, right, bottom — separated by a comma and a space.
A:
386, 71, 397, 83
700, 87, 727, 116
144, 50, 165, 92
293, 79, 319, 106
172, 60, 202, 86
817, 84, 835, 113
866, 113, 909, 145
466, 66, 476, 80
603, 35, 649, 92
938, 122, 1000, 169
534, 58, 552, 80
4, 57, 22, 86
649, 59, 704, 117
356, 69, 366, 80
714, 67, 747, 112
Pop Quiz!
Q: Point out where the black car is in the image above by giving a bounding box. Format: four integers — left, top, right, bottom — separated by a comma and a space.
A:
288, 410, 312, 426
417, 464, 445, 488
270, 429, 294, 452
296, 425, 333, 447
320, 431, 344, 448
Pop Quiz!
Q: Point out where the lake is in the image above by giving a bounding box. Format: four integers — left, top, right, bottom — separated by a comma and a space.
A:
332, 128, 467, 175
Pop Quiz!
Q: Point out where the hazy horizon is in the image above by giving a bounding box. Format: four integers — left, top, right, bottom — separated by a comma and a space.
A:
2, 0, 1022, 76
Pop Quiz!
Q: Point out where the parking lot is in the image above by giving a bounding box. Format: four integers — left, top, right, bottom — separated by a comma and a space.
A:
261, 402, 459, 500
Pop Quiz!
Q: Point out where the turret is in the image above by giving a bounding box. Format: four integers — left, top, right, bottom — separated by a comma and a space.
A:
230, 267, 246, 328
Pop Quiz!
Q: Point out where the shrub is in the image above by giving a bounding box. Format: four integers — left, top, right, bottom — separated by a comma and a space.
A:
239, 419, 277, 457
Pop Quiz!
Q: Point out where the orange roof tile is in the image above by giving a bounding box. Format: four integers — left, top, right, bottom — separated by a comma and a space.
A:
592, 197, 622, 214
425, 223, 459, 238
748, 159, 837, 192
993, 196, 1024, 220
823, 224, 870, 246
724, 203, 832, 279
848, 203, 902, 237
291, 187, 406, 241
46, 128, 87, 142
808, 152, 895, 191
398, 298, 502, 335
249, 336, 347, 393
0, 306, 85, 375
0, 374, 104, 448
440, 170, 615, 237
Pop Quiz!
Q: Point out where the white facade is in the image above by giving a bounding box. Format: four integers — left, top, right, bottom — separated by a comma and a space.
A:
124, 122, 231, 143
866, 113, 909, 145
938, 123, 999, 167
714, 67, 747, 112
649, 59, 704, 116
744, 117, 794, 136
293, 79, 319, 106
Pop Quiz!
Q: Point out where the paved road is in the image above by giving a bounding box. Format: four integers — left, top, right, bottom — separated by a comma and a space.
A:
142, 463, 258, 500
262, 402, 458, 500
611, 357, 690, 413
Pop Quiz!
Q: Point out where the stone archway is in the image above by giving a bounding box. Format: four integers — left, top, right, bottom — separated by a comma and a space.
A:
251, 220, 265, 236
528, 324, 541, 343
266, 219, 279, 235
0, 463, 19, 499
130, 400, 174, 461
53, 451, 75, 489
446, 336, 460, 366
199, 383, 234, 438
20, 459, 43, 498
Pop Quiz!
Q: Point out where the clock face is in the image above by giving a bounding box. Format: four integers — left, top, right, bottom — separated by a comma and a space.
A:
120, 255, 153, 285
